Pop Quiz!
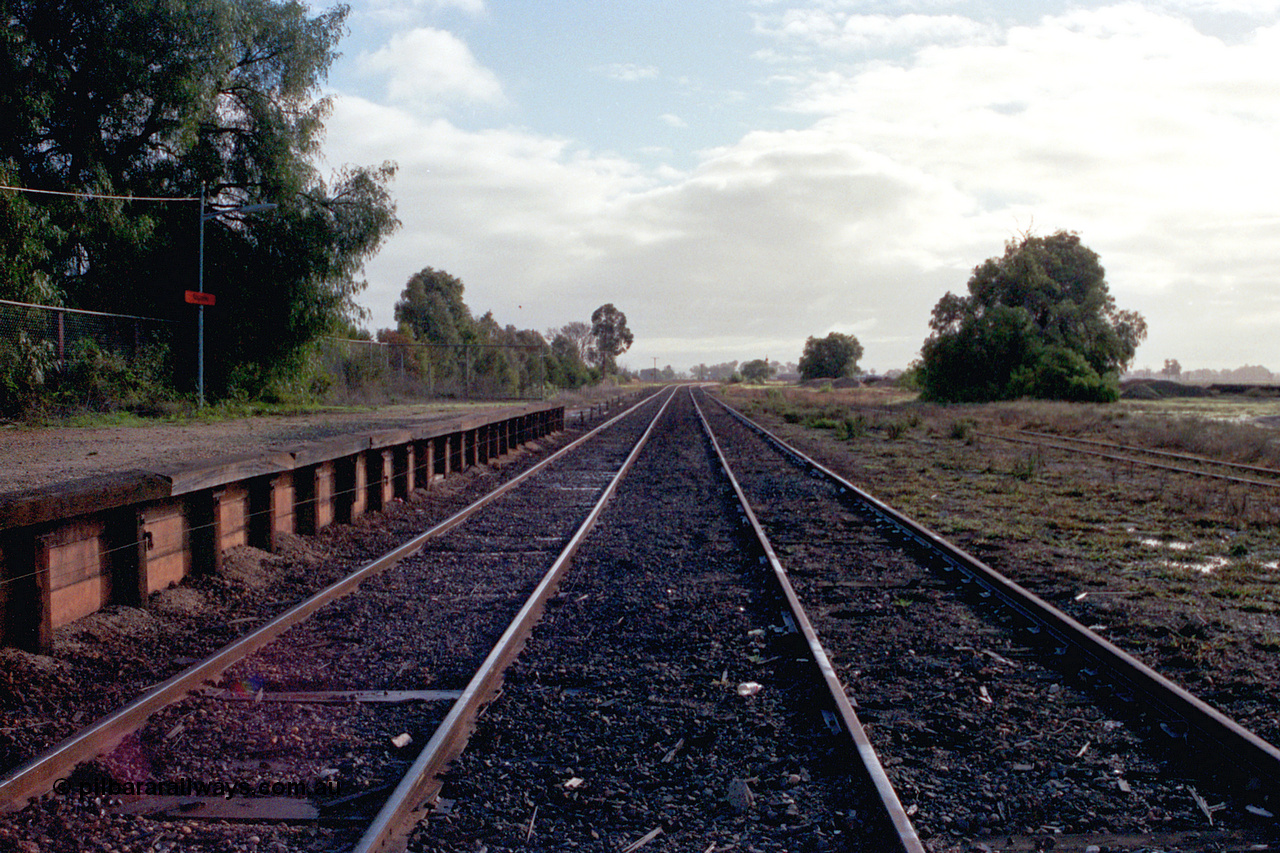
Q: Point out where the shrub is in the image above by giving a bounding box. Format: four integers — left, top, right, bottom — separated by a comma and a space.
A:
836, 414, 867, 441
45, 338, 177, 413
1009, 346, 1119, 403
1010, 449, 1042, 481
0, 331, 56, 417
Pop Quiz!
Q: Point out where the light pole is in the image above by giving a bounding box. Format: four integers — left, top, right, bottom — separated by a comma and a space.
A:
197, 185, 277, 407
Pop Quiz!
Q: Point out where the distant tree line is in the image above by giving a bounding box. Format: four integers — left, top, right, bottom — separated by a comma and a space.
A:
760, 230, 1145, 404
390, 267, 633, 394
691, 361, 742, 381
1130, 363, 1278, 384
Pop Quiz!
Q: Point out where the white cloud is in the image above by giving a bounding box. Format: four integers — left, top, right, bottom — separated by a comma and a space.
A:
362, 0, 485, 25
601, 63, 661, 81
1158, 0, 1280, 13
660, 113, 688, 128
327, 4, 1280, 371
754, 8, 990, 51
358, 28, 504, 109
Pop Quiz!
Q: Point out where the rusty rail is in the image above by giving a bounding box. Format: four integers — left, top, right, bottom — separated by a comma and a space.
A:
984, 428, 1280, 490
692, 390, 925, 853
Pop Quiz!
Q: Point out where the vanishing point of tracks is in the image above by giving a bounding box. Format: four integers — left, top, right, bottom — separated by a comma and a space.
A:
3, 387, 1280, 852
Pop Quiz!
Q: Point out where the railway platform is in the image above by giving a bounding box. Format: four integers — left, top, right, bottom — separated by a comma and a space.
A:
0, 402, 566, 652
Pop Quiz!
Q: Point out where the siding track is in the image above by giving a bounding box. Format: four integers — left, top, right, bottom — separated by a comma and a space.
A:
701, 390, 1280, 851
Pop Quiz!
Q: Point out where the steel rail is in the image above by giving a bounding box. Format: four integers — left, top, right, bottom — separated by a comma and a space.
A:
0, 390, 665, 812
691, 390, 925, 853
1015, 428, 1280, 477
352, 386, 679, 853
993, 428, 1280, 484
709, 394, 1280, 800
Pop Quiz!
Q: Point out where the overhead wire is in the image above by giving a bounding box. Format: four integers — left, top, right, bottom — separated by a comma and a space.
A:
0, 184, 199, 202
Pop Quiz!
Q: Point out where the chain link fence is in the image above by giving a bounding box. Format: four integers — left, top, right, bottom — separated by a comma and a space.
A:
0, 300, 548, 413
0, 299, 176, 367
0, 299, 177, 414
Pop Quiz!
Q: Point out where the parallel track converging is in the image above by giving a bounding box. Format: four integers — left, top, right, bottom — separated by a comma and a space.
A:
4, 386, 1280, 852
0, 390, 674, 850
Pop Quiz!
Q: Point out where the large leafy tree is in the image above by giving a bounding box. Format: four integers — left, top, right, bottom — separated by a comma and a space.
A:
799, 332, 863, 380
0, 0, 398, 397
919, 231, 1146, 402
590, 303, 633, 374
553, 321, 594, 363
740, 358, 776, 383
0, 163, 58, 304
394, 267, 474, 348
393, 267, 476, 383
548, 332, 592, 388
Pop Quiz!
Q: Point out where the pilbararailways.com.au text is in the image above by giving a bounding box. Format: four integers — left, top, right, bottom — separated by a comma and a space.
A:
53, 776, 342, 799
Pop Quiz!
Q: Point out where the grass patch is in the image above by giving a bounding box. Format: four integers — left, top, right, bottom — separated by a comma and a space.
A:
836, 415, 867, 441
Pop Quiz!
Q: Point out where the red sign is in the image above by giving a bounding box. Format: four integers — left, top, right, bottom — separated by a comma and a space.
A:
184, 290, 216, 306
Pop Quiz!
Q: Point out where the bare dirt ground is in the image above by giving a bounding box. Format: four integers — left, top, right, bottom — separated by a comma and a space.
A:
0, 404, 488, 495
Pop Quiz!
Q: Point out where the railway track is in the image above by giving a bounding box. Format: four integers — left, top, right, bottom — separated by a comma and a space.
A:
405, 387, 926, 853
701, 391, 1280, 851
4, 387, 1280, 851
983, 428, 1280, 491
0, 389, 673, 852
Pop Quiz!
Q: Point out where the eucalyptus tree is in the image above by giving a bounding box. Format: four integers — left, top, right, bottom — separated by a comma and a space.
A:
589, 303, 633, 374
0, 0, 398, 398
799, 332, 863, 380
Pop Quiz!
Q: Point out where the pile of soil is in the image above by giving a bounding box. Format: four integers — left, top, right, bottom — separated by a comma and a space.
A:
1120, 379, 1212, 400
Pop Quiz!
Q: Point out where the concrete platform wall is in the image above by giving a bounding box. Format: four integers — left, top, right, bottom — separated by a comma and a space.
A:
0, 403, 565, 651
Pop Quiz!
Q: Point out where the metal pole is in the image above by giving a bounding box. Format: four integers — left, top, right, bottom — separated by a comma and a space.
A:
197, 184, 205, 408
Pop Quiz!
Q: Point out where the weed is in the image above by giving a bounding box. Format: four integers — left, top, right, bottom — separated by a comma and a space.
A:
949, 418, 976, 441
805, 416, 841, 430
836, 414, 867, 441
1010, 449, 1042, 481
1254, 635, 1280, 652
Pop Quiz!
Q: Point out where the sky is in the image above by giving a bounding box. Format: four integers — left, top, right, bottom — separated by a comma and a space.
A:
315, 0, 1280, 374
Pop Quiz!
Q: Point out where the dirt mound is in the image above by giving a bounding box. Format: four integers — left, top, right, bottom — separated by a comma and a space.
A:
271, 531, 323, 567
800, 377, 863, 389
151, 585, 209, 617
51, 605, 160, 660
217, 544, 275, 589
1120, 379, 1212, 400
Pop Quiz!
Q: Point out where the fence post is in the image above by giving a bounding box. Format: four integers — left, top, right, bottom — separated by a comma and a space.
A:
57, 309, 65, 370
